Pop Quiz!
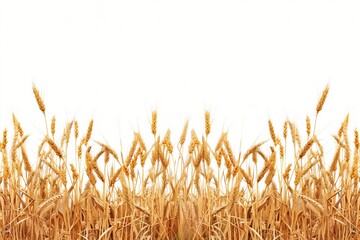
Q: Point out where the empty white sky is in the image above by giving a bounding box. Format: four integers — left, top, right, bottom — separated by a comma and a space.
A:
1, 0, 360, 163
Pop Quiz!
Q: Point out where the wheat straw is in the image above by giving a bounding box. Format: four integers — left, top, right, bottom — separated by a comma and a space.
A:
3, 84, 360, 239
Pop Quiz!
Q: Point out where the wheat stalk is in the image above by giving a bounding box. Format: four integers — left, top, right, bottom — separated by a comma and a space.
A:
3, 84, 360, 239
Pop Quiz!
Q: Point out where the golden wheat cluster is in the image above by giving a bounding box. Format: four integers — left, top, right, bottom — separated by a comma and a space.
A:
0, 85, 359, 239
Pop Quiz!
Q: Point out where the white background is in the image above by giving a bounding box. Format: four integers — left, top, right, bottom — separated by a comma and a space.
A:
1, 0, 360, 164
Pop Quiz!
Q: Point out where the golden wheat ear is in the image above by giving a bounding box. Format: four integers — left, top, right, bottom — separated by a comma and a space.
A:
316, 84, 329, 114
151, 110, 157, 136
32, 84, 46, 114
205, 111, 211, 137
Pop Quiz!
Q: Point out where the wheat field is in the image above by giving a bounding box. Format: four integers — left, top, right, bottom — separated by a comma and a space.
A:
0, 85, 359, 239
